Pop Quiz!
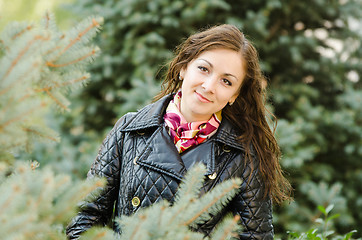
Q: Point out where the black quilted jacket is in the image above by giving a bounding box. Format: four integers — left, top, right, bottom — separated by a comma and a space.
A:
66, 94, 273, 239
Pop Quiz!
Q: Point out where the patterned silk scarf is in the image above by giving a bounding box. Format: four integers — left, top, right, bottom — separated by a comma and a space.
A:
163, 91, 222, 153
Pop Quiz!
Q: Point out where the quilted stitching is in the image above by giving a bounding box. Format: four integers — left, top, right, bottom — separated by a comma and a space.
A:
133, 166, 179, 208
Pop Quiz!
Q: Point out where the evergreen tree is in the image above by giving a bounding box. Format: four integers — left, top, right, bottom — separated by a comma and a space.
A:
0, 12, 102, 163
66, 0, 362, 238
0, 13, 107, 239
0, 160, 106, 239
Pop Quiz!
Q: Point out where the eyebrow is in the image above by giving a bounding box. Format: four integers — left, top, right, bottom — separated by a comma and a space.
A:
198, 58, 239, 81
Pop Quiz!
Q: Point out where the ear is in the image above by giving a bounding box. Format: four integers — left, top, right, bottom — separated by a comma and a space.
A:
229, 94, 238, 105
179, 68, 185, 80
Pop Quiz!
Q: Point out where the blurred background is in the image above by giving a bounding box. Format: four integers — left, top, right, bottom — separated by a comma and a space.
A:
1, 0, 361, 238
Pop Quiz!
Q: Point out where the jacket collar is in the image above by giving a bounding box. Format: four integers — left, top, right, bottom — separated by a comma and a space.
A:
121, 94, 172, 132
121, 94, 245, 152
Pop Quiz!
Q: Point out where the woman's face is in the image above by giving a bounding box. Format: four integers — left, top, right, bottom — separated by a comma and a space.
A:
179, 48, 245, 122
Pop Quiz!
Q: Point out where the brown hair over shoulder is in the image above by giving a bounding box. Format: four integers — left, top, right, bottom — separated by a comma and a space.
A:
154, 24, 292, 204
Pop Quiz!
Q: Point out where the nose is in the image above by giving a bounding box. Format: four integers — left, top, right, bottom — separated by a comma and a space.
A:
201, 76, 216, 93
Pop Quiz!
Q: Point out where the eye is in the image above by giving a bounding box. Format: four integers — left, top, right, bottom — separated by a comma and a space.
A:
222, 78, 232, 86
198, 66, 209, 72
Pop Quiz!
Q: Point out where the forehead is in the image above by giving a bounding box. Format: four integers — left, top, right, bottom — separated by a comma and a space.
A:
190, 48, 245, 78
193, 48, 242, 63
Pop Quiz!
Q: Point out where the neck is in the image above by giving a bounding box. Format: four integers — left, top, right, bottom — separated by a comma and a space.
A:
179, 103, 211, 123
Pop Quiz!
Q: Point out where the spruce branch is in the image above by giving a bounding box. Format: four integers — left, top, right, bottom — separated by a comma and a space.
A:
129, 214, 147, 240
168, 162, 206, 223
42, 12, 52, 30
50, 177, 105, 223
0, 161, 108, 239
56, 17, 101, 58
0, 14, 103, 161
79, 227, 114, 240
0, 184, 18, 214
2, 34, 49, 81
19, 74, 90, 102
0, 58, 41, 97
11, 25, 34, 41
181, 177, 241, 227
23, 126, 59, 143
45, 89, 69, 110
0, 101, 47, 131
185, 182, 239, 225
211, 215, 241, 240
0, 12, 107, 239
46, 47, 98, 67
116, 164, 243, 240
0, 23, 34, 52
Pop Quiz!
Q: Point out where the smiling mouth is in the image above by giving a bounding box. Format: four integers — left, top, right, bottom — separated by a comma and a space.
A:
195, 91, 212, 103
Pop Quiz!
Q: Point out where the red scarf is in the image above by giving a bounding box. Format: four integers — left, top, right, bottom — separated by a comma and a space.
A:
163, 91, 222, 153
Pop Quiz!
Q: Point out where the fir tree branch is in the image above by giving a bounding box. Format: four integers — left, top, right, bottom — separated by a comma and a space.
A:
218, 215, 240, 240
12, 25, 33, 41
0, 102, 47, 132
169, 197, 194, 225
44, 89, 68, 110
5, 215, 37, 238
2, 35, 49, 81
157, 205, 165, 231
43, 12, 51, 30
89, 232, 107, 239
129, 215, 146, 240
0, 25, 33, 53
0, 96, 15, 118
0, 184, 19, 214
44, 43, 63, 56
23, 230, 37, 239
22, 127, 58, 142
0, 141, 23, 151
183, 179, 240, 226
19, 75, 89, 102
0, 61, 40, 97
51, 179, 104, 223
169, 164, 206, 224
39, 75, 89, 91
46, 48, 97, 68
58, 18, 101, 57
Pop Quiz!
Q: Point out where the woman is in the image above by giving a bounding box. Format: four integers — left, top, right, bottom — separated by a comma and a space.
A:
66, 24, 292, 239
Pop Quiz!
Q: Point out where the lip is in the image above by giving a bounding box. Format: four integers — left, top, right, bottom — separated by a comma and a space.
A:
195, 91, 212, 103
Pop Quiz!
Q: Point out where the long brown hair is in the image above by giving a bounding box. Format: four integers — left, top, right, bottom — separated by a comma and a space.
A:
154, 24, 292, 204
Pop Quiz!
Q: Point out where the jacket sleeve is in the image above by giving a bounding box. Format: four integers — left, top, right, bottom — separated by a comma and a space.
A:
229, 163, 274, 240
66, 116, 129, 239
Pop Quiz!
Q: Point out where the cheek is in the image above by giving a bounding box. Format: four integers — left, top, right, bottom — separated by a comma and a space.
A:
181, 80, 194, 94
218, 89, 239, 103
182, 76, 199, 89
231, 92, 239, 101
230, 87, 241, 99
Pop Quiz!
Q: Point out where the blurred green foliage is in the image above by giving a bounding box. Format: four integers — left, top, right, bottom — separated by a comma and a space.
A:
0, 0, 75, 31
287, 205, 357, 240
11, 0, 362, 238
